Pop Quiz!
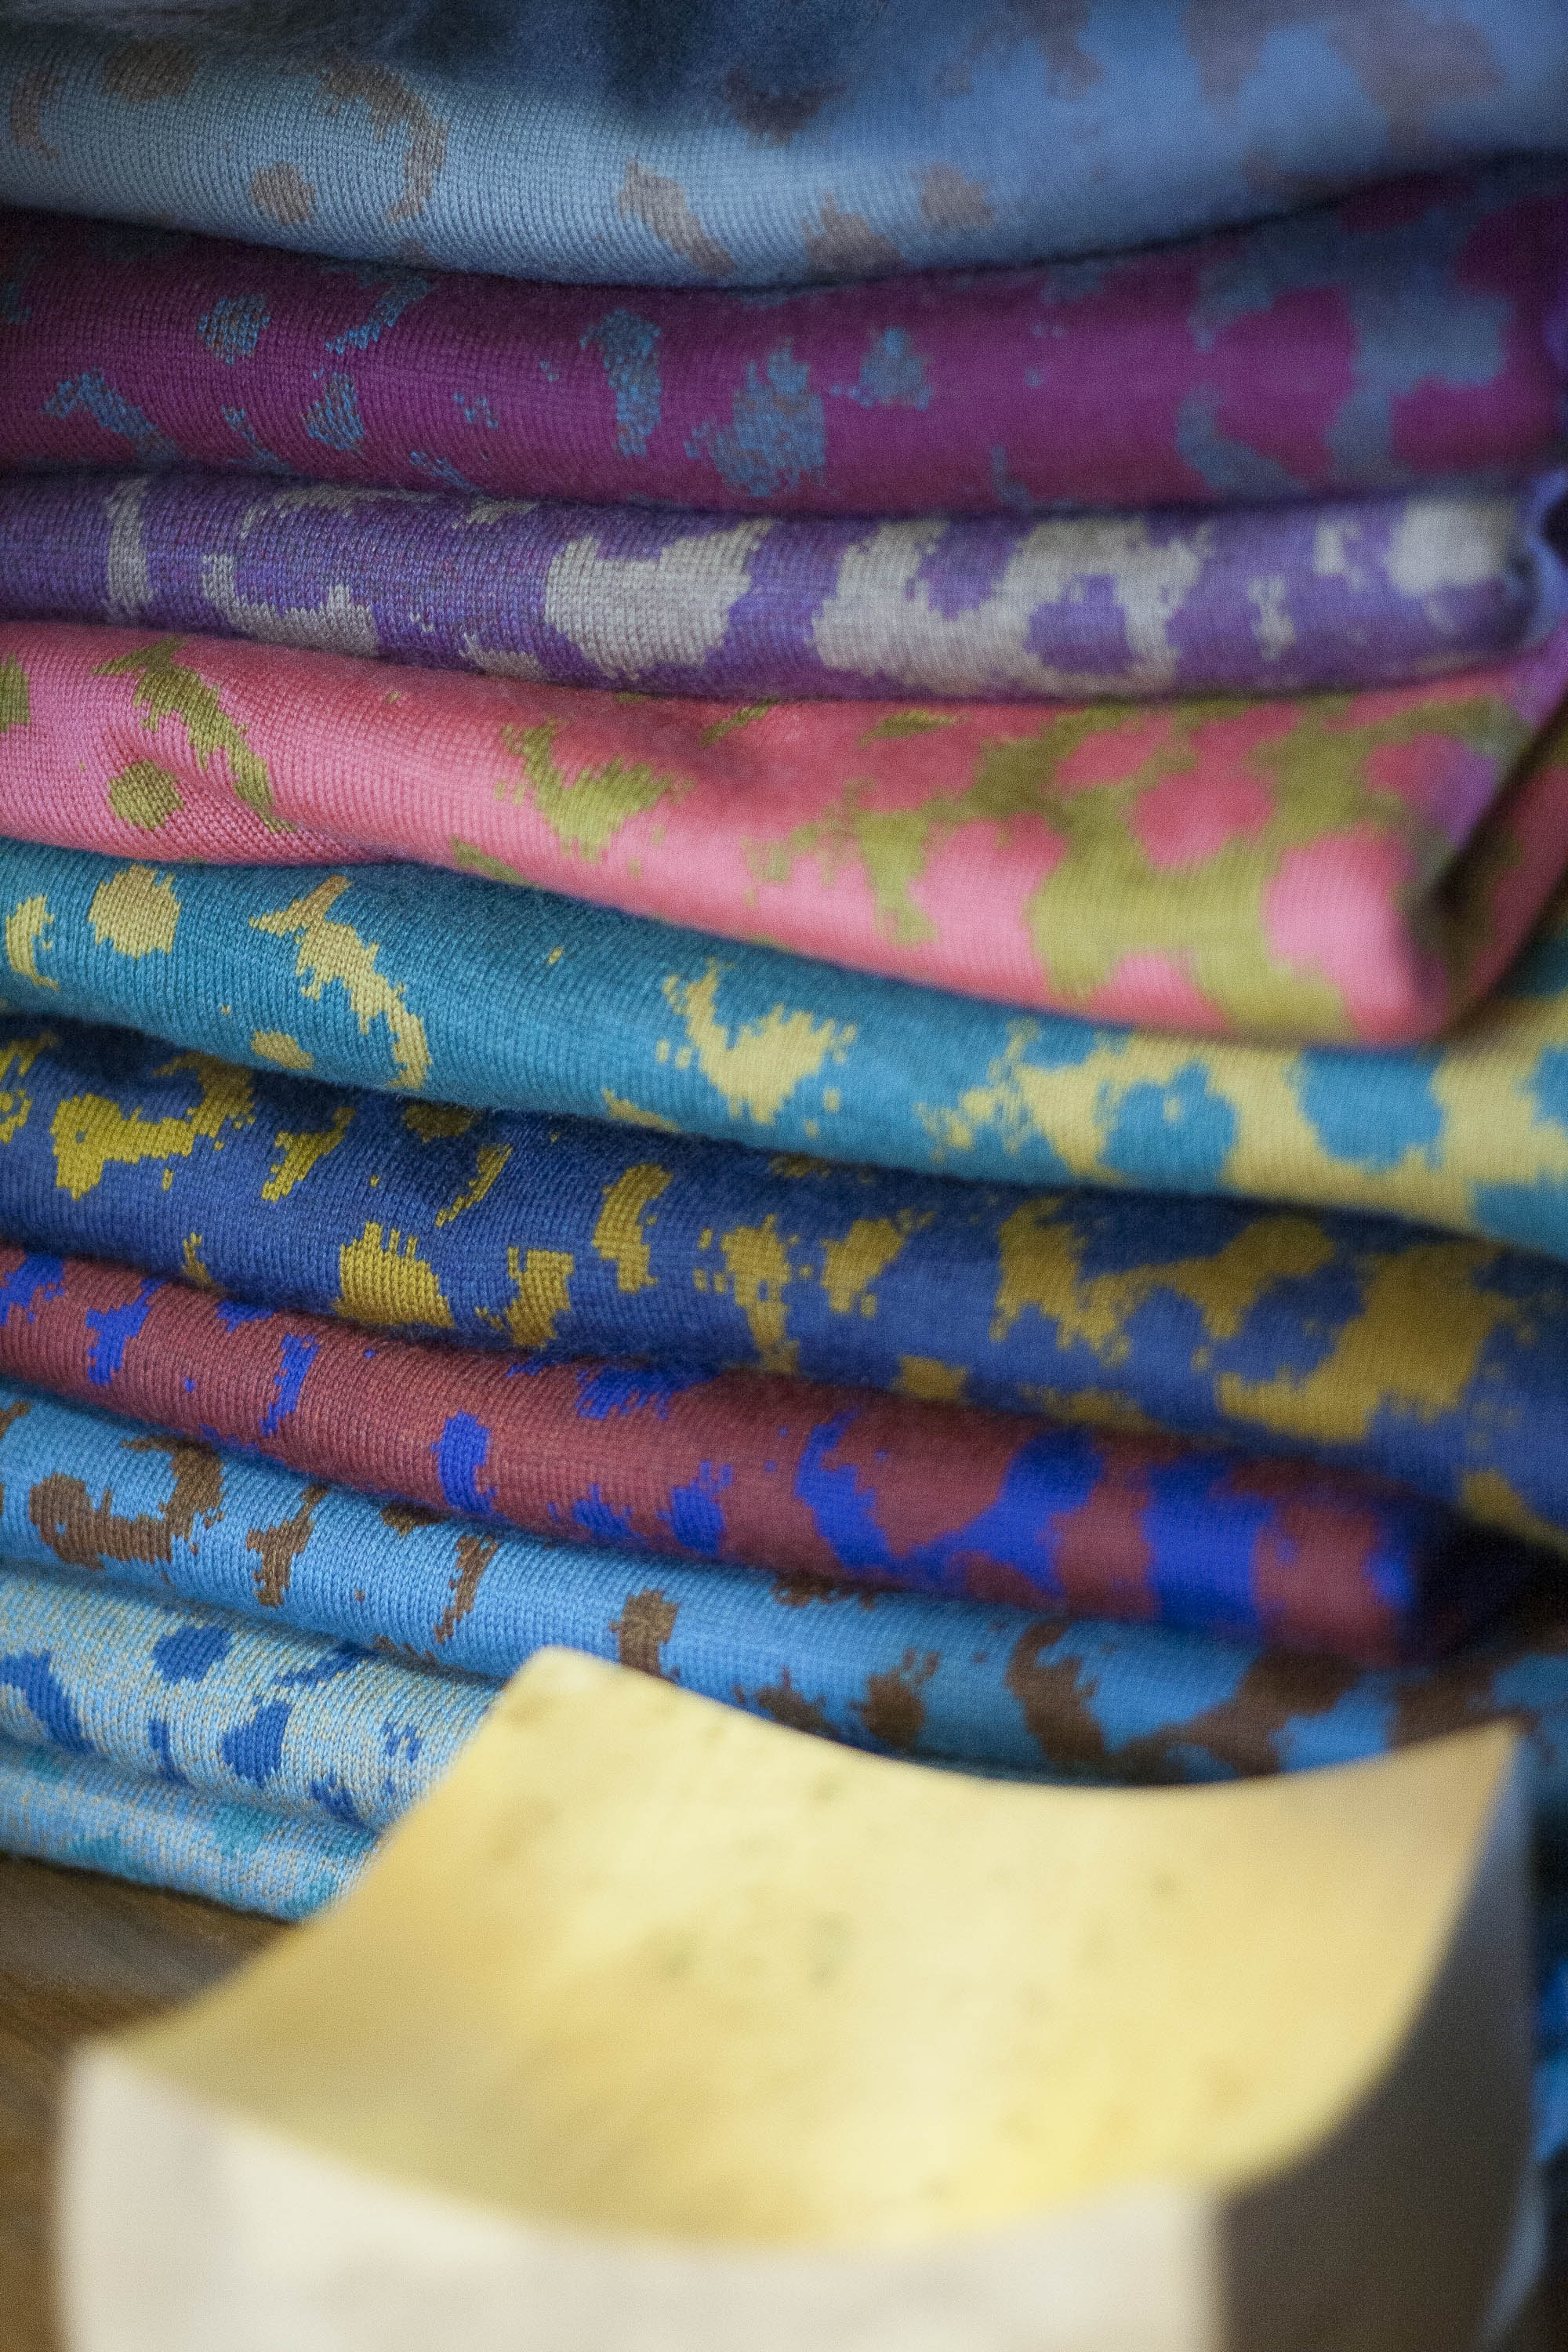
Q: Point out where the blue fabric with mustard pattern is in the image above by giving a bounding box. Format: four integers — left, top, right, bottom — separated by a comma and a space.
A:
0, 1011, 1564, 1562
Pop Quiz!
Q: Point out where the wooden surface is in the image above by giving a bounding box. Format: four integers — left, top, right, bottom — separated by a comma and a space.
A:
1, 1850, 1564, 2351
0, 1853, 279, 2352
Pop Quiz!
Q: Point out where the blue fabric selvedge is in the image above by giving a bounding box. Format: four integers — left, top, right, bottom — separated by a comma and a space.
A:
0, 1726, 369, 1916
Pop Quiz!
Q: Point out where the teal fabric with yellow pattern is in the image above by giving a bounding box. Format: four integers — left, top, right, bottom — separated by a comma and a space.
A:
2, 840, 1566, 1263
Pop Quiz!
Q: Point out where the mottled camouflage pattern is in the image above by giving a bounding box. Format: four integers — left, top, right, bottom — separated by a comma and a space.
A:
1, 8, 1566, 284
2, 165, 1565, 508
4, 620, 1568, 1039
0, 1388, 1558, 1829
4, 842, 1568, 1262
0, 1015, 1564, 1559
0, 1558, 474, 1907
5, 470, 1563, 701
5, 844, 1568, 1262
0, 1255, 1530, 1659
0, 1553, 489, 1824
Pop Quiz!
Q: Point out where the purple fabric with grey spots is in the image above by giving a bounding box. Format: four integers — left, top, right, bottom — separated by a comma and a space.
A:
2, 467, 1563, 697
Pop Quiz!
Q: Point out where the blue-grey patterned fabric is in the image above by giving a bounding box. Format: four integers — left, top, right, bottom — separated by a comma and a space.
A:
2, 3, 1566, 282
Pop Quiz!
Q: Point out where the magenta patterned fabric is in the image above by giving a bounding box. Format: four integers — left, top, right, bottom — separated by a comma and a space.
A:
2, 159, 1566, 516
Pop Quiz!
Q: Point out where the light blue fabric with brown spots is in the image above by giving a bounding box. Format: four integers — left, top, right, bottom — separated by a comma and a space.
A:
1, 2, 1566, 285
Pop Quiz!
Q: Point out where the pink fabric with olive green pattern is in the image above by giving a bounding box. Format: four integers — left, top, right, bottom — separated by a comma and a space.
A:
2, 617, 1567, 1040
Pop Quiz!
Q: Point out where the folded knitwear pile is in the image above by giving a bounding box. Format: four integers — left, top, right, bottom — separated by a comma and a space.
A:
3, 0, 1568, 2156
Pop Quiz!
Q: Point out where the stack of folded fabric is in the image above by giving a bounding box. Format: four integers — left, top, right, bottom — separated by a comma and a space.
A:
3, 0, 1568, 2161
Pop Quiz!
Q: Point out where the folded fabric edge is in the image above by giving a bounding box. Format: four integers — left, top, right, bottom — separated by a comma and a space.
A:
2, 468, 1564, 705
0, 1243, 1538, 1664
0, 1729, 372, 1917
3, 1693, 1567, 2170
0, 834, 1566, 1265
2, 39, 1565, 290
5, 611, 1568, 1040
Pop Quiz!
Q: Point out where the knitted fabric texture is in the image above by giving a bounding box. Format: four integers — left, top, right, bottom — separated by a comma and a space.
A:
9, 1493, 1568, 1855
4, 166, 1566, 511
9, 845, 1568, 1263
10, 1534, 1568, 2157
0, 1730, 368, 1913
0, 1552, 489, 1825
0, 1257, 1534, 1662
0, 1390, 1563, 1829
3, 8, 1566, 284
5, 623, 1568, 1042
7, 470, 1566, 703
0, 1552, 492, 1907
1, 1014, 1565, 1558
